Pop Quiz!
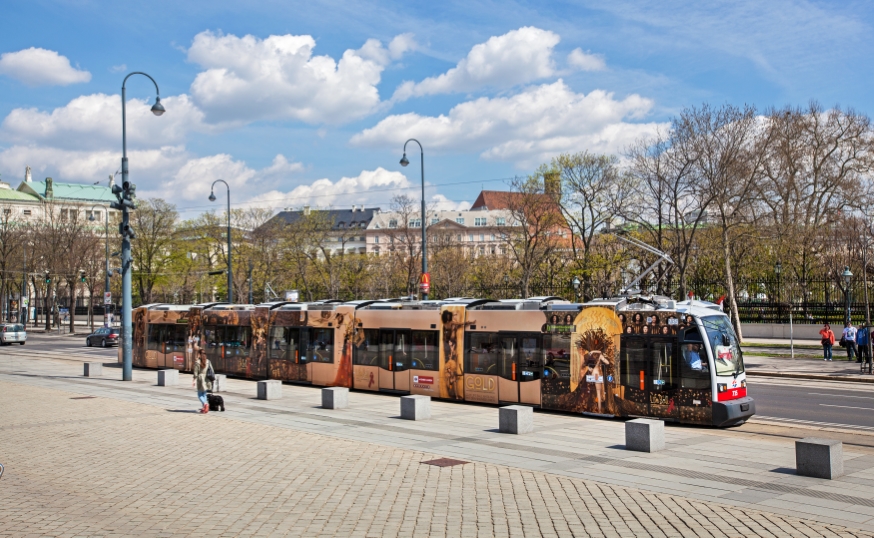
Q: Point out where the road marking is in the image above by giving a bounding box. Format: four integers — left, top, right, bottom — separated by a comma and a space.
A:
820, 403, 874, 411
808, 392, 874, 400
755, 415, 874, 431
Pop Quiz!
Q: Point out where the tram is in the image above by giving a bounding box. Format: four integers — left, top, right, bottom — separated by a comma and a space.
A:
124, 294, 753, 427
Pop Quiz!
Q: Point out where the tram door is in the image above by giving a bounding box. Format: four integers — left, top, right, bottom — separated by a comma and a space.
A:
619, 336, 678, 419
648, 338, 679, 420
378, 329, 411, 392
498, 333, 542, 405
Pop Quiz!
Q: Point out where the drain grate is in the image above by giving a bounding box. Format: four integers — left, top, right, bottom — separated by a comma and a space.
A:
422, 458, 469, 468
70, 396, 97, 400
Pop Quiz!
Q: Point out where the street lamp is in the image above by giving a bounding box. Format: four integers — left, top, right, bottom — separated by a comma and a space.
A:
843, 265, 853, 324
209, 179, 233, 303
89, 204, 111, 328
117, 71, 165, 382
572, 276, 581, 300
400, 139, 428, 300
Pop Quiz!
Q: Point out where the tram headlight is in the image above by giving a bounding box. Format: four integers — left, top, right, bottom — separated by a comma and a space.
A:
717, 383, 727, 392
740, 380, 746, 388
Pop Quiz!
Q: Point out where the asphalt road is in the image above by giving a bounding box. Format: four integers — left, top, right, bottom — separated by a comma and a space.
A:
13, 332, 874, 430
749, 377, 874, 429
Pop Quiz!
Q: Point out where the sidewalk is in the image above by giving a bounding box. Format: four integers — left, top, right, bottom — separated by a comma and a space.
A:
3, 351, 874, 536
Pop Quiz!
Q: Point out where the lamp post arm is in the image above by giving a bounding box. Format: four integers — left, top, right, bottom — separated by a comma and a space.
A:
121, 72, 161, 161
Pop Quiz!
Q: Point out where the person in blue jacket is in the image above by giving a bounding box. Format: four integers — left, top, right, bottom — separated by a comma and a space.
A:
857, 323, 871, 367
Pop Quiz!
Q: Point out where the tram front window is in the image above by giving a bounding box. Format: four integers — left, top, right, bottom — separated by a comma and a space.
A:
702, 315, 744, 376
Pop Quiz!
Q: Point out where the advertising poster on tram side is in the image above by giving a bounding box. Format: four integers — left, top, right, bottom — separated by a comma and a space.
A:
439, 305, 467, 400
541, 306, 622, 416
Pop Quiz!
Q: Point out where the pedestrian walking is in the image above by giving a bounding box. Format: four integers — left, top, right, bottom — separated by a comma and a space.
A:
857, 323, 870, 366
843, 322, 858, 361
192, 354, 214, 414
820, 323, 835, 361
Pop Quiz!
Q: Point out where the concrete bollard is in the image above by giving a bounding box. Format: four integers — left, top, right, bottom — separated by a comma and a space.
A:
322, 387, 348, 409
83, 362, 103, 377
212, 374, 227, 393
400, 395, 431, 420
625, 418, 665, 452
499, 405, 534, 434
157, 369, 178, 386
796, 438, 844, 479
257, 379, 282, 400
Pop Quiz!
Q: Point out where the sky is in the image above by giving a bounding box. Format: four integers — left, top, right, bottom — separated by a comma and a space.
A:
0, 0, 871, 219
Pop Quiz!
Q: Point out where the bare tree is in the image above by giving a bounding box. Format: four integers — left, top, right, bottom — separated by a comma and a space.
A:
131, 198, 178, 304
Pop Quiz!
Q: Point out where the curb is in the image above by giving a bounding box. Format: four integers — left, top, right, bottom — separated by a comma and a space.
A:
747, 371, 874, 383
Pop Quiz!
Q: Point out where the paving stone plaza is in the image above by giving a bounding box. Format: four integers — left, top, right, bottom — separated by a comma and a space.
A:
3, 350, 874, 537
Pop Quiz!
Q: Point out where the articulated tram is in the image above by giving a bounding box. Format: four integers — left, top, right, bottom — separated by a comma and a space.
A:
125, 295, 754, 427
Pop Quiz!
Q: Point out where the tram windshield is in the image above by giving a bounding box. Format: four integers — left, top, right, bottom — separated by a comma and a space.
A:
701, 315, 744, 376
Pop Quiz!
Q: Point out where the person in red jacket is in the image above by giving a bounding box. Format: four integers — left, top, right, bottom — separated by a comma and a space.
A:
820, 323, 835, 361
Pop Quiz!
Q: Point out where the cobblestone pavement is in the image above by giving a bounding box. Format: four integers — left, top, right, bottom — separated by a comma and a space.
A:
1, 380, 873, 538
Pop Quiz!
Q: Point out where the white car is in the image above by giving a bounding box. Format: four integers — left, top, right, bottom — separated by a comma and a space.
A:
0, 323, 26, 345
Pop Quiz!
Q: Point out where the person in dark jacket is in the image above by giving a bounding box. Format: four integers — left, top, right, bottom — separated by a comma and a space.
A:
858, 323, 871, 368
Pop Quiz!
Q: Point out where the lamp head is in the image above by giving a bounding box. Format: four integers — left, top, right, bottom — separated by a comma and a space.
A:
88, 212, 96, 222
843, 265, 853, 284
400, 153, 409, 167
572, 276, 581, 290
209, 191, 216, 202
775, 261, 782, 275
150, 96, 165, 117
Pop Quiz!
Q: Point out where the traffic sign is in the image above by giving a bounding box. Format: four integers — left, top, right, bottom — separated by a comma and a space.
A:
104, 292, 112, 305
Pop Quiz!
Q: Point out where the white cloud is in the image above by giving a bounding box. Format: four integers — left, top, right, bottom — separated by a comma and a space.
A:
0, 47, 91, 86
354, 80, 664, 167
429, 194, 470, 211
388, 33, 417, 60
245, 167, 411, 210
392, 27, 560, 101
0, 93, 205, 151
0, 145, 188, 187
187, 31, 407, 125
567, 48, 606, 71
110, 64, 127, 73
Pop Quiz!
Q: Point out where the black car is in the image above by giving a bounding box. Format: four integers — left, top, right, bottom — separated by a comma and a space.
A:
86, 327, 120, 347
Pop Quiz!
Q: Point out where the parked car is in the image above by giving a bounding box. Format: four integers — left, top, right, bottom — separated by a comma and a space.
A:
86, 327, 120, 347
0, 323, 26, 345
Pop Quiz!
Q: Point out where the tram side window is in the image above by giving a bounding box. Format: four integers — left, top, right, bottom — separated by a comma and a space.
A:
204, 326, 221, 349
269, 326, 286, 359
650, 341, 676, 391
308, 328, 334, 363
518, 335, 542, 381
354, 329, 379, 365
680, 327, 710, 389
411, 330, 439, 371
620, 338, 647, 388
147, 325, 164, 351
543, 334, 571, 378
465, 333, 499, 375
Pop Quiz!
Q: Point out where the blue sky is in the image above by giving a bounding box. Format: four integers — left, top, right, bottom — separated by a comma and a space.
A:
0, 0, 871, 218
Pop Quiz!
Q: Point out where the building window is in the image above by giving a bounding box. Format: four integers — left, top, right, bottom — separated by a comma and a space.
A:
388, 219, 397, 228
490, 234, 495, 241
457, 234, 462, 242
468, 234, 474, 242
456, 217, 465, 224
475, 217, 487, 226
496, 217, 506, 226
23, 209, 32, 216
409, 219, 421, 228
2, 209, 10, 216
480, 234, 485, 242
374, 247, 380, 254
374, 236, 380, 244
430, 218, 439, 225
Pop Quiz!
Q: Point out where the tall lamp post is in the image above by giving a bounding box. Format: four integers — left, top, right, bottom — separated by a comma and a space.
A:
117, 72, 165, 381
843, 265, 853, 325
209, 180, 233, 303
89, 204, 111, 327
399, 139, 428, 300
